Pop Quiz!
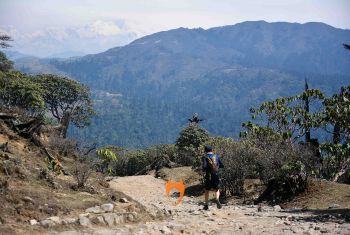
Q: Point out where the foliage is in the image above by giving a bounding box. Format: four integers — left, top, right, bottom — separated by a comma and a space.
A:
0, 71, 44, 112
96, 146, 122, 175
205, 136, 257, 195
35, 74, 95, 137
0, 33, 12, 48
324, 86, 350, 143
259, 160, 308, 204
71, 155, 94, 189
320, 143, 350, 181
175, 124, 209, 165
203, 135, 318, 197
0, 51, 14, 72
243, 89, 325, 142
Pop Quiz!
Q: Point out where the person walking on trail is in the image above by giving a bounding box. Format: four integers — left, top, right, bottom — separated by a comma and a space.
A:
202, 145, 224, 210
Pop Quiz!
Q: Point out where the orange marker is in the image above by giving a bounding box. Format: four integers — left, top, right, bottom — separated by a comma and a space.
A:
165, 180, 186, 206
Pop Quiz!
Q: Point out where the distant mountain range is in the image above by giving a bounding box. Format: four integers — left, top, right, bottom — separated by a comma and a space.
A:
12, 21, 350, 148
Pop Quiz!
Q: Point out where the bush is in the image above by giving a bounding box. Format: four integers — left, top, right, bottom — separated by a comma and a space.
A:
203, 135, 318, 198
176, 124, 209, 166
71, 155, 94, 189
204, 137, 257, 196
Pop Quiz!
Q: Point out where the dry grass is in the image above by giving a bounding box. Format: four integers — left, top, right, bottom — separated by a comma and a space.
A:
283, 179, 350, 209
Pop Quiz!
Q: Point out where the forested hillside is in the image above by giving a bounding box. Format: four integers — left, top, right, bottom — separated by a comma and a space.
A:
13, 21, 350, 148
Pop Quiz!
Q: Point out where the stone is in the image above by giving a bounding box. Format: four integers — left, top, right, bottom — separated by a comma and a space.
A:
167, 223, 184, 230
103, 213, 115, 226
119, 198, 129, 203
101, 203, 114, 212
48, 216, 61, 225
62, 217, 77, 225
79, 216, 91, 227
328, 203, 340, 209
115, 214, 125, 224
160, 225, 172, 234
284, 221, 291, 225
273, 205, 282, 211
22, 196, 35, 204
29, 219, 38, 225
40, 219, 55, 228
86, 206, 102, 214
91, 216, 106, 225
303, 231, 312, 235
79, 213, 90, 217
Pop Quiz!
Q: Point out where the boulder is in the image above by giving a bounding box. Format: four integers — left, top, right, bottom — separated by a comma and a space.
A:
22, 196, 35, 204
62, 217, 78, 225
29, 219, 38, 225
160, 225, 172, 234
101, 203, 114, 212
86, 206, 102, 214
91, 216, 106, 225
273, 205, 282, 211
115, 214, 125, 224
48, 216, 61, 225
103, 213, 115, 226
40, 219, 55, 228
79, 216, 91, 227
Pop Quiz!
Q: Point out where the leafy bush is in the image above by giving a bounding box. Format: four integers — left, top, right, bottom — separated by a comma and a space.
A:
176, 124, 209, 166
0, 71, 44, 112
203, 135, 318, 198
320, 143, 350, 182
96, 146, 121, 175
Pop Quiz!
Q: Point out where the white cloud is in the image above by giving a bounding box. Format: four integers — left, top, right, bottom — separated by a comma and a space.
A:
1, 20, 139, 57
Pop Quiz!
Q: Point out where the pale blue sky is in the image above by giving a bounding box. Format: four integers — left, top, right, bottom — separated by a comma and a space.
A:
1, 0, 349, 57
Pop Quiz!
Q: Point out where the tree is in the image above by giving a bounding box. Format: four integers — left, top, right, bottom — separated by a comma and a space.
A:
243, 88, 324, 142
324, 86, 350, 144
0, 71, 44, 111
0, 33, 12, 48
0, 33, 14, 72
175, 123, 209, 165
0, 52, 14, 72
344, 43, 350, 51
35, 74, 95, 138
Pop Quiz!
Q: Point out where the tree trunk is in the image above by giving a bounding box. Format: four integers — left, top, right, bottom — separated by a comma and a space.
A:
59, 112, 70, 138
333, 157, 350, 182
333, 123, 341, 144
304, 79, 311, 143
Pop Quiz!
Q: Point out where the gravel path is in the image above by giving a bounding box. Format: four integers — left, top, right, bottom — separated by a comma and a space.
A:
58, 175, 350, 235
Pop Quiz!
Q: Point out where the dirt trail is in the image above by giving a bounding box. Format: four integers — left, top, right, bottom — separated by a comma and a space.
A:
56, 175, 350, 235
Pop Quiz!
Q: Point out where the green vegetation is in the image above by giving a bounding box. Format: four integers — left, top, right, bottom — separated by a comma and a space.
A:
0, 40, 95, 138
34, 74, 95, 138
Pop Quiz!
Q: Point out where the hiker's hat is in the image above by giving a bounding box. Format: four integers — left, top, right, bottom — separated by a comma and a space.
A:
204, 145, 212, 152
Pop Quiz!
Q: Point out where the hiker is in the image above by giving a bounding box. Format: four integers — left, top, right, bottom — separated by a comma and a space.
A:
202, 145, 224, 210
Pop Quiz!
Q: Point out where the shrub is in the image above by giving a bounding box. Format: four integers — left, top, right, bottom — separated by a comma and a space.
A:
71, 155, 94, 189
203, 135, 318, 198
205, 137, 257, 196
176, 124, 209, 165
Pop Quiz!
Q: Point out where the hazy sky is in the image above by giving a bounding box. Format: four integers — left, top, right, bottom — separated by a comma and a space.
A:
1, 0, 349, 57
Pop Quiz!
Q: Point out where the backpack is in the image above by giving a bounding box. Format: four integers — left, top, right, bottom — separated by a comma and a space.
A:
207, 155, 217, 174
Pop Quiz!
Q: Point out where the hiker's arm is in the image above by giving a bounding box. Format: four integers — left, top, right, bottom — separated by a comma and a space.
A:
218, 157, 224, 168
202, 157, 207, 172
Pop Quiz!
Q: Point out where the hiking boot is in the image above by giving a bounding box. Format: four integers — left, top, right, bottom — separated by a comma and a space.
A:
203, 204, 209, 210
216, 200, 222, 209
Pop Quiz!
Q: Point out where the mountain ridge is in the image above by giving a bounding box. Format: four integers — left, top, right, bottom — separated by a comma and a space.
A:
12, 21, 350, 147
